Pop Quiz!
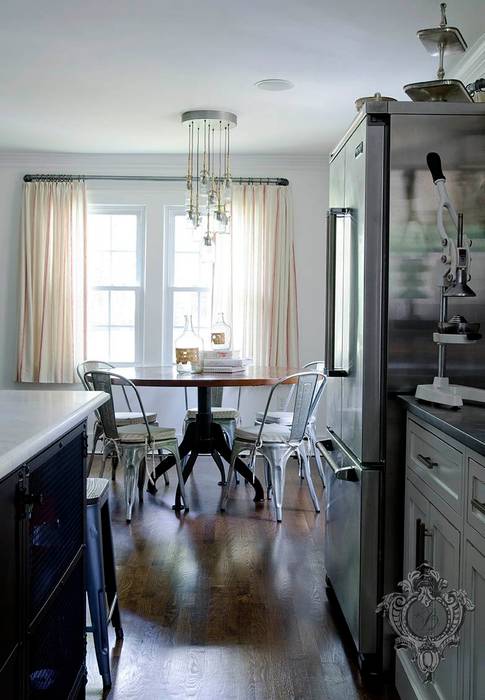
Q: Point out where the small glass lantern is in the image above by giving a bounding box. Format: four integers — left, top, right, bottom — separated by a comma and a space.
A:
175, 315, 204, 373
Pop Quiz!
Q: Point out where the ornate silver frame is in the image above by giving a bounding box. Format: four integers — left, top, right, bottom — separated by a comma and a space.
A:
377, 563, 474, 683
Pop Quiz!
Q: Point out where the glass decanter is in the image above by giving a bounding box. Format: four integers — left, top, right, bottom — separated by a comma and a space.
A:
210, 312, 232, 350
175, 315, 204, 373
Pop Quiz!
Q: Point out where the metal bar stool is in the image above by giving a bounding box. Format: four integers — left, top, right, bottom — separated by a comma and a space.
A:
86, 477, 123, 689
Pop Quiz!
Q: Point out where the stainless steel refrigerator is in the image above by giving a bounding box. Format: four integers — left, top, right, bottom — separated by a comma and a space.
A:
321, 101, 485, 674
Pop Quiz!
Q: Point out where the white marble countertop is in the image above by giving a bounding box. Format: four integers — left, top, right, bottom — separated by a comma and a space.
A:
0, 390, 108, 480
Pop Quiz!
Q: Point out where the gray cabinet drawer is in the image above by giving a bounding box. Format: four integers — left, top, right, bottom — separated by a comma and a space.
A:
407, 418, 464, 513
467, 455, 485, 539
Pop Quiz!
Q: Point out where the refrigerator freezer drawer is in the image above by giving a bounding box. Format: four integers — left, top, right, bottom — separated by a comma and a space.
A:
321, 437, 381, 658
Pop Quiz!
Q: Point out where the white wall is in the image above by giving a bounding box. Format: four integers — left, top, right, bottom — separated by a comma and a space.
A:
0, 152, 328, 434
453, 32, 485, 85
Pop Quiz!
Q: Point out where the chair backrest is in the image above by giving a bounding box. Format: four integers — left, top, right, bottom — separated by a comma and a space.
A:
258, 370, 327, 445
84, 370, 152, 442
211, 387, 224, 407
282, 360, 324, 411
84, 370, 119, 440
78, 360, 133, 411
184, 386, 241, 410
288, 372, 325, 443
305, 361, 326, 418
77, 360, 114, 389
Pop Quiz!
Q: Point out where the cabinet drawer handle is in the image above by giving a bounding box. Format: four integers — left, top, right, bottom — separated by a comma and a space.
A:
471, 497, 485, 516
417, 454, 438, 469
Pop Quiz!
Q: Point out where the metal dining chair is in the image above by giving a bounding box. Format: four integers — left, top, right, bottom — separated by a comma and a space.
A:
85, 370, 188, 522
77, 360, 159, 478
254, 361, 326, 486
182, 386, 242, 483
221, 370, 327, 522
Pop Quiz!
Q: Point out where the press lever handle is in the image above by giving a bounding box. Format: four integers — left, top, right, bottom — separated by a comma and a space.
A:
427, 152, 445, 183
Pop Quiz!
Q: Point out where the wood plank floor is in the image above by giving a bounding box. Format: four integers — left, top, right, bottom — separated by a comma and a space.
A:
86, 456, 398, 700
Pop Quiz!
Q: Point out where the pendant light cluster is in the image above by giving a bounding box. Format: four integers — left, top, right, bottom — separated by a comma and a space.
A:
182, 110, 237, 255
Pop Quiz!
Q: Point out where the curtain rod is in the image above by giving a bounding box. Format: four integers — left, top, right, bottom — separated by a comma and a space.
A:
23, 174, 289, 186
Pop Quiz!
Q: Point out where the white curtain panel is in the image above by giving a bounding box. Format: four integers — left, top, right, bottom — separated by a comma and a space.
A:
213, 184, 299, 366
17, 180, 87, 383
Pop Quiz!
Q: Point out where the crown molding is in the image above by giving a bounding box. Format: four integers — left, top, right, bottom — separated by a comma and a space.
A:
452, 32, 485, 82
0, 151, 327, 176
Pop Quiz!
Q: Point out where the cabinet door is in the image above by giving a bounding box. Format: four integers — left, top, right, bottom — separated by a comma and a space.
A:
463, 540, 485, 700
403, 478, 429, 575
428, 503, 461, 700
0, 470, 21, 674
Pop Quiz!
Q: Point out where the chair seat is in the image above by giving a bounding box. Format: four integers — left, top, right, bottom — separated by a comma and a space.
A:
185, 407, 240, 420
235, 424, 291, 444
86, 477, 110, 505
115, 411, 157, 426
117, 424, 176, 443
255, 410, 316, 426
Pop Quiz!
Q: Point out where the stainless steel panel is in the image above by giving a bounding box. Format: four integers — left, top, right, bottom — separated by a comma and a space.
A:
383, 109, 485, 673
323, 443, 361, 646
322, 435, 380, 654
388, 113, 485, 393
359, 467, 380, 653
341, 121, 366, 459
332, 104, 485, 162
325, 149, 346, 440
329, 116, 387, 463
360, 117, 387, 464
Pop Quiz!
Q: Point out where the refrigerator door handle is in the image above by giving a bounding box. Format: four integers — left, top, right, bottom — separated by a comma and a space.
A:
317, 440, 358, 481
325, 207, 351, 377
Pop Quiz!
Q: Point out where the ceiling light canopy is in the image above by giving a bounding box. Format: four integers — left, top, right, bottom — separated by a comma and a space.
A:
182, 110, 237, 257
255, 79, 294, 91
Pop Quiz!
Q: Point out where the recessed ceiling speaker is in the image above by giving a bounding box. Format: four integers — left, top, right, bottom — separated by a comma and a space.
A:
255, 79, 294, 91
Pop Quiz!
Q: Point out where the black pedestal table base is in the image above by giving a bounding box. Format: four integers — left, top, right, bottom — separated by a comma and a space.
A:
147, 386, 264, 509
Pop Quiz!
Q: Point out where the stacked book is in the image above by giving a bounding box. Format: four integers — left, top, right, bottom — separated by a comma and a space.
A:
202, 350, 251, 373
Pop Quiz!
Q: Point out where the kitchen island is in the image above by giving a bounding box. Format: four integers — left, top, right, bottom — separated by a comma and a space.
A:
0, 389, 108, 700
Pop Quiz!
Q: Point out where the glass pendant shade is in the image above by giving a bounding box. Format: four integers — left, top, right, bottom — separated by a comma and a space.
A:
198, 191, 209, 216
175, 315, 204, 373
191, 217, 204, 242
211, 312, 232, 350
200, 233, 216, 264
223, 179, 232, 203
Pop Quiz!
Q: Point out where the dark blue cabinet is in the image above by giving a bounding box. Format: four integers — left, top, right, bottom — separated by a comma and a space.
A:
0, 423, 87, 699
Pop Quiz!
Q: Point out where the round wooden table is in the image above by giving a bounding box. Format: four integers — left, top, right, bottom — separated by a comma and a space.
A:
118, 366, 297, 509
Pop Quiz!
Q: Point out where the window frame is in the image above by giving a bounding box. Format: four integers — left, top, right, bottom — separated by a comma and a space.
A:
162, 205, 212, 364
87, 204, 146, 366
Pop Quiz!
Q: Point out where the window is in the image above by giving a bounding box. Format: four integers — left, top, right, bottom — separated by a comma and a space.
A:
163, 207, 213, 363
87, 206, 144, 364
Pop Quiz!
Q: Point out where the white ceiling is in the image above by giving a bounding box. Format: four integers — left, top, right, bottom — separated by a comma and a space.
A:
0, 0, 484, 155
